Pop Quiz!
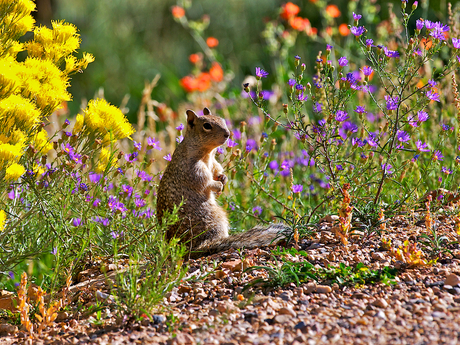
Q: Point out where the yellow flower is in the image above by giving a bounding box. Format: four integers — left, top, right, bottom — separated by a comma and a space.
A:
83, 99, 135, 141
0, 210, 6, 231
33, 164, 44, 176
5, 163, 25, 181
13, 0, 36, 16
0, 143, 23, 168
95, 147, 117, 173
0, 94, 41, 130
78, 52, 95, 70
33, 129, 52, 153
0, 57, 21, 97
72, 114, 84, 134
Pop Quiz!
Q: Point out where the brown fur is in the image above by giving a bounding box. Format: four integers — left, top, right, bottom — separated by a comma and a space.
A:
156, 108, 290, 258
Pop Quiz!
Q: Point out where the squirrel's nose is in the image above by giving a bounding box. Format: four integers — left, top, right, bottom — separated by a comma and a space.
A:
224, 132, 230, 139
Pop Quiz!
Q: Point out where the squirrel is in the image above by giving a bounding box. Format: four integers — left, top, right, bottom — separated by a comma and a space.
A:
156, 107, 289, 258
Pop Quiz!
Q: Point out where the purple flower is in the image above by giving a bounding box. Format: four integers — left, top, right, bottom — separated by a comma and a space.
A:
216, 147, 224, 155
338, 56, 348, 67
51, 247, 58, 255
453, 38, 460, 49
335, 110, 349, 122
365, 39, 374, 46
351, 26, 365, 37
125, 151, 138, 163
246, 139, 258, 152
297, 92, 308, 101
93, 198, 101, 207
163, 153, 172, 161
133, 141, 142, 151
227, 139, 238, 148
137, 170, 152, 182
361, 66, 373, 76
121, 184, 133, 196
417, 110, 429, 122
79, 183, 88, 192
427, 21, 449, 41
281, 160, 291, 171
288, 79, 296, 87
64, 119, 70, 126
62, 143, 74, 154
352, 12, 362, 21
292, 184, 303, 193
326, 44, 333, 51
416, 19, 424, 31
295, 84, 304, 91
313, 102, 323, 113
269, 160, 278, 170
442, 124, 450, 131
89, 172, 102, 184
384, 95, 399, 110
426, 90, 440, 102
355, 105, 366, 114
176, 123, 184, 131
381, 163, 393, 175
147, 137, 162, 150
383, 47, 400, 58
134, 197, 146, 208
416, 140, 430, 152
176, 135, 184, 143
8, 189, 17, 200
255, 67, 269, 78
111, 231, 123, 239
428, 79, 437, 87
442, 166, 453, 175
93, 217, 109, 226
64, 131, 72, 137
397, 130, 410, 143
71, 218, 82, 227
252, 206, 263, 215
433, 150, 444, 161
336, 164, 344, 171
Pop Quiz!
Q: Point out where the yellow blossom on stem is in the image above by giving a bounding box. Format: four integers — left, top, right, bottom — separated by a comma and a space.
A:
0, 210, 6, 231
33, 129, 53, 154
4, 162, 25, 181
0, 94, 41, 130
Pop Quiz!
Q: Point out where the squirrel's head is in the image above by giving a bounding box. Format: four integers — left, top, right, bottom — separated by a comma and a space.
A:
185, 108, 230, 149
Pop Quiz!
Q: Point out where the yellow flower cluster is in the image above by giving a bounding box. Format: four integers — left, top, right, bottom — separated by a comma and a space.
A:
81, 99, 135, 144
95, 147, 117, 173
0, 209, 5, 231
0, 0, 94, 182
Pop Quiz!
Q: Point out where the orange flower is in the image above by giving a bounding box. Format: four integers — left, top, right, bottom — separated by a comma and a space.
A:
180, 75, 198, 93
209, 62, 223, 82
189, 53, 202, 64
195, 72, 212, 91
280, 2, 300, 20
171, 6, 185, 19
206, 37, 219, 48
325, 26, 333, 36
339, 23, 350, 36
326, 4, 340, 18
289, 17, 310, 31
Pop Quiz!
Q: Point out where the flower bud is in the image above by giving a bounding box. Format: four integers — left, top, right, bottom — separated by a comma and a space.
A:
243, 83, 250, 93
301, 63, 306, 72
240, 121, 247, 133
41, 155, 47, 165
270, 139, 277, 151
283, 104, 288, 114
412, 1, 418, 10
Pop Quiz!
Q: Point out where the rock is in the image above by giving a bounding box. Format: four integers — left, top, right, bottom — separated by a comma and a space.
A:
316, 285, 332, 294
215, 270, 227, 279
56, 311, 70, 322
278, 307, 296, 317
273, 314, 292, 324
0, 323, 17, 334
320, 215, 339, 223
372, 252, 386, 261
444, 274, 460, 287
372, 298, 389, 308
221, 259, 253, 272
0, 294, 18, 312
168, 332, 196, 345
152, 315, 166, 324
178, 285, 192, 294
304, 282, 317, 294
217, 300, 238, 314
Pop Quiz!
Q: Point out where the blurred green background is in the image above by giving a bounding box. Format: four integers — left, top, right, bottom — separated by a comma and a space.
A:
32, 0, 458, 121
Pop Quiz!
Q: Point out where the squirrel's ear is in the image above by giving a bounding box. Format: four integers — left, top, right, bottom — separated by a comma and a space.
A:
203, 107, 211, 115
186, 110, 197, 128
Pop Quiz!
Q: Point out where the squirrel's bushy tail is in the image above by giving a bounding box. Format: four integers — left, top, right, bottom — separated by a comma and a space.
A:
190, 223, 291, 259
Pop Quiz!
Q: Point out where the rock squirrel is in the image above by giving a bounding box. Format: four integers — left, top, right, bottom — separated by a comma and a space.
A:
156, 108, 289, 258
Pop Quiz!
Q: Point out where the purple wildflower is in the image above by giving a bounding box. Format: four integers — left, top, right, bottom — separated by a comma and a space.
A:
416, 140, 430, 152
351, 26, 365, 37
335, 110, 349, 122
442, 166, 453, 175
255, 67, 269, 78
227, 139, 238, 148
366, 39, 374, 46
426, 90, 440, 102
137, 170, 152, 182
269, 161, 278, 170
433, 150, 444, 161
417, 110, 429, 122
147, 137, 162, 150
71, 218, 82, 227
93, 198, 101, 207
453, 38, 460, 49
51, 247, 58, 255
336, 165, 344, 171
381, 163, 393, 175
355, 105, 366, 114
397, 130, 410, 143
292, 184, 303, 193
133, 141, 142, 151
89, 172, 102, 184
313, 102, 323, 113
288, 79, 296, 87
246, 139, 258, 152
352, 12, 362, 21
428, 79, 437, 87
326, 44, 333, 51
361, 66, 373, 76
163, 153, 172, 161
176, 135, 184, 143
442, 124, 450, 131
416, 19, 424, 31
338, 56, 348, 67
253, 206, 263, 215
297, 91, 308, 101
125, 151, 138, 163
384, 95, 399, 110
216, 147, 224, 155
383, 47, 400, 58
134, 197, 146, 208
176, 123, 184, 131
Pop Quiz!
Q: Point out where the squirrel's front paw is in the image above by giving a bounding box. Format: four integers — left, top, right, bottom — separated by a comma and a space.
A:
215, 174, 228, 186
211, 181, 224, 195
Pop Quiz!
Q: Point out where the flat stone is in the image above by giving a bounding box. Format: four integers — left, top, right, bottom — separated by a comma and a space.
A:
316, 285, 332, 293
273, 314, 292, 324
304, 282, 317, 294
444, 274, 460, 287
372, 298, 389, 308
278, 307, 296, 317
0, 323, 17, 334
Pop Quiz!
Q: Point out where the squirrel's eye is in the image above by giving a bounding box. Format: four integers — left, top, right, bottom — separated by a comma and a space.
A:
203, 123, 212, 130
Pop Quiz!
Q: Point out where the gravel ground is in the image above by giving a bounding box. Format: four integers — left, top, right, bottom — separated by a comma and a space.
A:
2, 214, 460, 344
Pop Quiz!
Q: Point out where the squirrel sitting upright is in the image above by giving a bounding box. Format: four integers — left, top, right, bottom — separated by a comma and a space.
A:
156, 108, 289, 258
